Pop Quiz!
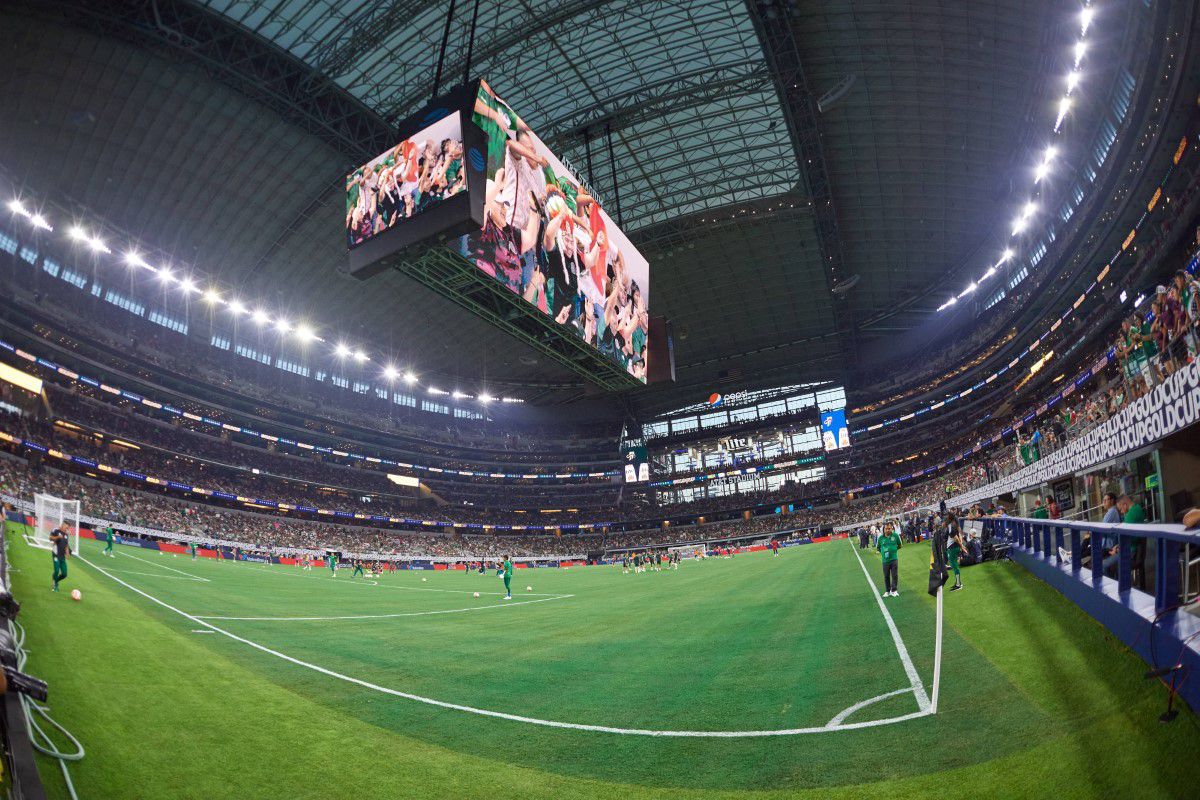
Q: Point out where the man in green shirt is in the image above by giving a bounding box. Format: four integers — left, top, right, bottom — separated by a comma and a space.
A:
501, 555, 513, 600
876, 522, 903, 597
50, 522, 70, 592
1030, 499, 1050, 520
101, 525, 115, 557
190, 541, 197, 560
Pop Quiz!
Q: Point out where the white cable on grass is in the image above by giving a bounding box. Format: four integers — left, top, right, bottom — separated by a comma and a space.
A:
12, 620, 85, 800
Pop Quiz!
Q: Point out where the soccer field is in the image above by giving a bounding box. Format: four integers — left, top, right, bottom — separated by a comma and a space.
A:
8, 527, 1200, 799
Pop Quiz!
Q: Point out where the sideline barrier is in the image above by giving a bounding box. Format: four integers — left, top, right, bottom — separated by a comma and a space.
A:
984, 515, 1200, 711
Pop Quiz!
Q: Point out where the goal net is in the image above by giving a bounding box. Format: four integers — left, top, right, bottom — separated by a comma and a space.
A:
31, 493, 81, 553
668, 544, 706, 560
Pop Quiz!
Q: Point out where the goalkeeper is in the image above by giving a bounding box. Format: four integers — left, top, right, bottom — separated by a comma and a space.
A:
101, 525, 116, 557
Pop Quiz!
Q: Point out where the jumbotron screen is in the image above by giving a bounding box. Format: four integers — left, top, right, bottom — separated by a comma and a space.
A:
345, 113, 468, 249
821, 408, 851, 451
457, 81, 651, 382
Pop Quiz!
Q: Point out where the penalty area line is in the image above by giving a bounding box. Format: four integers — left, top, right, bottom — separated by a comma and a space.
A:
79, 554, 933, 738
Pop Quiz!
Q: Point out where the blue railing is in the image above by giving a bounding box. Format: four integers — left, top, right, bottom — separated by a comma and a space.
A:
981, 515, 1200, 711
984, 516, 1200, 612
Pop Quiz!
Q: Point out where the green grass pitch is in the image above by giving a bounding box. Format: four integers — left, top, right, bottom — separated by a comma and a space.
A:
7, 524, 1200, 798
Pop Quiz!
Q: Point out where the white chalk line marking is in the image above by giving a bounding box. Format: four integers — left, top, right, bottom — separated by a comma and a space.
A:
195, 594, 574, 621
825, 687, 915, 728
115, 549, 211, 581
100, 568, 209, 583
849, 542, 932, 713
79, 554, 934, 737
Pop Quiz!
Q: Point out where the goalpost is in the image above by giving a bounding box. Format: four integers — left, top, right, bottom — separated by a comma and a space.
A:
667, 543, 706, 560
31, 493, 81, 553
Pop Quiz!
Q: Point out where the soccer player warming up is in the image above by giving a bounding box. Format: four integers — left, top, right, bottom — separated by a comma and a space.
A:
50, 522, 70, 592
945, 518, 965, 592
877, 522, 902, 597
501, 555, 513, 599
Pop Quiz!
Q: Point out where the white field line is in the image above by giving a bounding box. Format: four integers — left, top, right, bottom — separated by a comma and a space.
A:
116, 549, 210, 581
101, 568, 208, 583
79, 554, 934, 737
848, 543, 932, 713
196, 594, 574, 621
825, 687, 915, 727
236, 563, 556, 597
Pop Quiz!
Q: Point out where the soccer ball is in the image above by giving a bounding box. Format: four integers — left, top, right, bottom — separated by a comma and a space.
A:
70, 589, 81, 601
421, 577, 427, 582
473, 592, 480, 598
526, 586, 532, 592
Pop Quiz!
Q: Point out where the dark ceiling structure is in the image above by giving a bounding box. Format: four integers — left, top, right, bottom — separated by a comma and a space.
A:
0, 0, 1156, 414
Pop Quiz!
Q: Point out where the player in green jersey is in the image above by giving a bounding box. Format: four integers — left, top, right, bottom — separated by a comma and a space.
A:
50, 522, 70, 592
501, 555, 513, 600
876, 522, 902, 597
102, 525, 115, 557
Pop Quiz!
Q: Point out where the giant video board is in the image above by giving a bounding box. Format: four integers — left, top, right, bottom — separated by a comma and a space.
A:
345, 80, 651, 385
458, 81, 650, 383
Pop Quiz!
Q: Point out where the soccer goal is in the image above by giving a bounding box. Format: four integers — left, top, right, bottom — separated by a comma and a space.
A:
30, 493, 81, 553
668, 544, 706, 560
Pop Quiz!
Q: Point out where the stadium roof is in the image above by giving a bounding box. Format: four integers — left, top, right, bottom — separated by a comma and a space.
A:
0, 0, 1159, 411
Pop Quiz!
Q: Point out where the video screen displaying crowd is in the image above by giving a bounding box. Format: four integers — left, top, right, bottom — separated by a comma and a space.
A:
462, 81, 649, 380
346, 112, 467, 247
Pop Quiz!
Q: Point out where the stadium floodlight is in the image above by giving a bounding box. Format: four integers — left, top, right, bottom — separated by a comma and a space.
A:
452, 390, 465, 400
1066, 70, 1081, 94
30, 213, 52, 231
202, 288, 222, 304
403, 371, 417, 384
157, 266, 176, 283
479, 392, 494, 404
228, 299, 247, 315
937, 297, 957, 311
1034, 146, 1056, 183
428, 386, 446, 395
1002, 248, 1015, 261
957, 283, 977, 299
251, 309, 269, 326
179, 277, 197, 293
335, 343, 351, 358
1081, 5, 1094, 35
1054, 97, 1072, 132
294, 323, 316, 343
982, 266, 997, 280
1073, 40, 1086, 66
353, 350, 368, 363
88, 236, 110, 254
7, 199, 27, 216
68, 225, 88, 241
383, 365, 399, 381
274, 318, 291, 334
124, 250, 148, 269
